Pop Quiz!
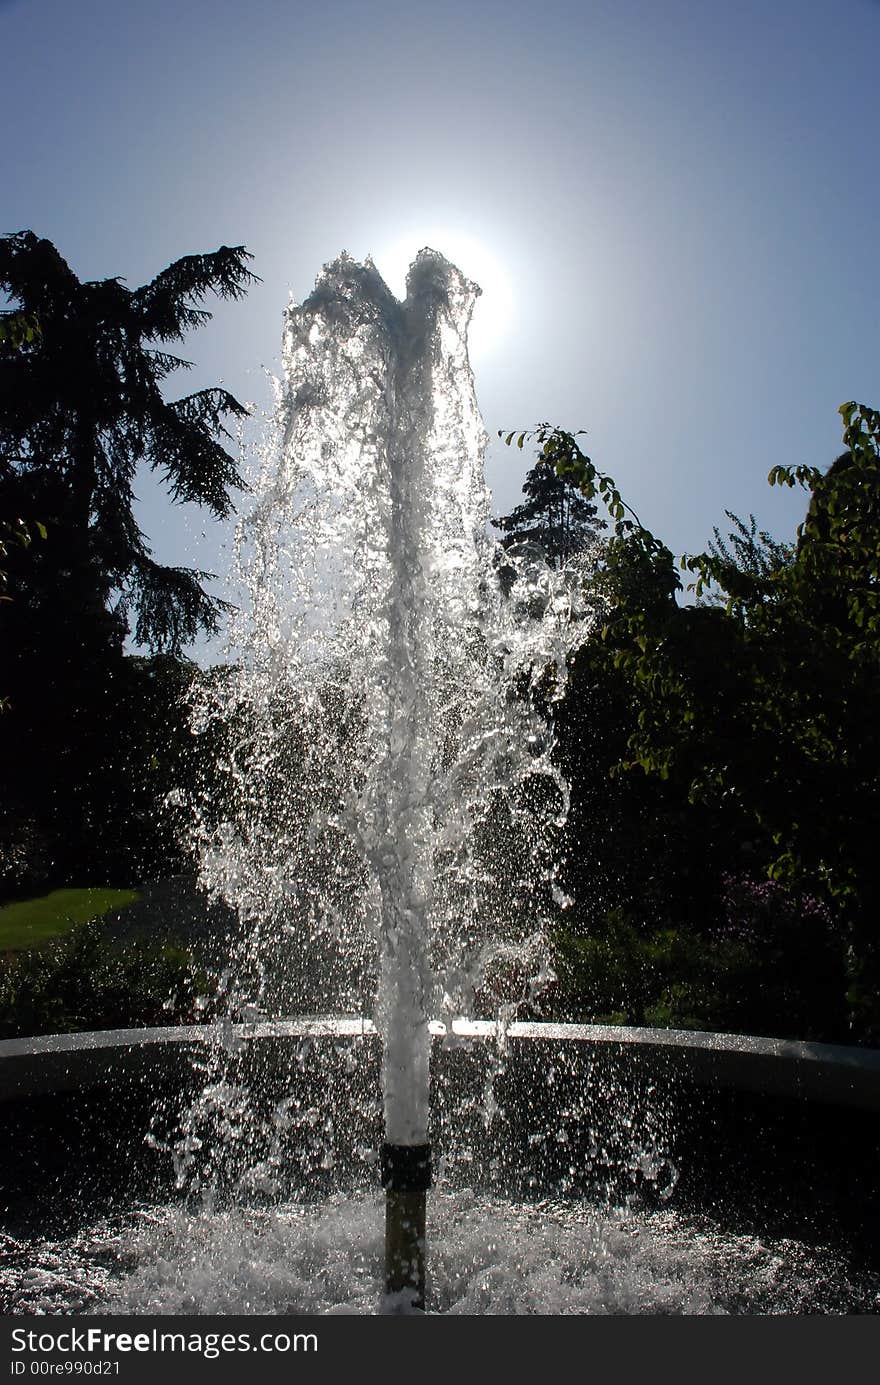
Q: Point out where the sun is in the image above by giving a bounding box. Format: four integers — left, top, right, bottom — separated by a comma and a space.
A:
371, 229, 514, 359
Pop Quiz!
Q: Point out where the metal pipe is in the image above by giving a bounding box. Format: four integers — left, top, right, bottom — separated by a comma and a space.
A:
380, 1142, 431, 1310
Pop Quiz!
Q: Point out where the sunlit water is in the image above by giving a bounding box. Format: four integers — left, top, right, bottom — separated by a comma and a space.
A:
177, 248, 595, 1172
3, 1193, 876, 1316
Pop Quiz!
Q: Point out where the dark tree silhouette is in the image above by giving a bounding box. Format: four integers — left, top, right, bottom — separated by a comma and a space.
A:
0, 231, 258, 650
492, 457, 603, 565
0, 233, 258, 893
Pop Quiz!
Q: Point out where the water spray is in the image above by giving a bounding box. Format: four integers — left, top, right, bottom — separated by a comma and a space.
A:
188, 248, 588, 1311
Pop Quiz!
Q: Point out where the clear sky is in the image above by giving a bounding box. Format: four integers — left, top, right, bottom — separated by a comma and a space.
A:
3, 0, 879, 647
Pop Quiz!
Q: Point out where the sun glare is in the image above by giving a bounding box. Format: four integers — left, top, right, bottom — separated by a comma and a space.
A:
371, 230, 514, 359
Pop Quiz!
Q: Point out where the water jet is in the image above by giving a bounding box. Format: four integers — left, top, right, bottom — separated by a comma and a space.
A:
172, 246, 594, 1311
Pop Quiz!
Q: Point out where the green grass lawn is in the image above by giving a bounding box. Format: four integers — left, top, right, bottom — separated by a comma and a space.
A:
0, 888, 141, 952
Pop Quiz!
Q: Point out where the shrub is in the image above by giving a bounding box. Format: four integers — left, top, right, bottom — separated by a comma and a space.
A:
0, 920, 217, 1039
550, 875, 849, 1043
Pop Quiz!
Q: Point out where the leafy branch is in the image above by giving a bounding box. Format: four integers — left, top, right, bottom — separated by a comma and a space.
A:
500, 425, 648, 532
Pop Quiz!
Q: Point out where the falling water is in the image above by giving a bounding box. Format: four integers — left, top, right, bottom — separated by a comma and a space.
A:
187, 249, 591, 1162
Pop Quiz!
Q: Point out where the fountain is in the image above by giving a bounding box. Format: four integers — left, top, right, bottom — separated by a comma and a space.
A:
179, 247, 592, 1310
2, 252, 879, 1316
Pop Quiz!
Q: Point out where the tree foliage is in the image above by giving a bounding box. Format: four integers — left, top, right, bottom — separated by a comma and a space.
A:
0, 231, 258, 650
500, 407, 880, 1041
0, 233, 257, 895
492, 449, 603, 565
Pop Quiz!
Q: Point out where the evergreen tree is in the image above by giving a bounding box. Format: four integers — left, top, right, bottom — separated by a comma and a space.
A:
492, 456, 603, 566
0, 231, 258, 650
0, 232, 257, 892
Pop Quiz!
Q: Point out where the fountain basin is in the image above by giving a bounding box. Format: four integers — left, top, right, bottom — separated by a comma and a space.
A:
2, 1021, 879, 1314
2, 1019, 879, 1107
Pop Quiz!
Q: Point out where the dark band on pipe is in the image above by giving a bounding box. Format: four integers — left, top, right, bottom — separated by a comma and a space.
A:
379, 1142, 432, 1192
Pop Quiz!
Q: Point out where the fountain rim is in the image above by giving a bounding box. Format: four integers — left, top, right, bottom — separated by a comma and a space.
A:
1, 1018, 878, 1108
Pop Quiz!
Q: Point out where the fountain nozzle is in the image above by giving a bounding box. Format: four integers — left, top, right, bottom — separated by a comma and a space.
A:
380, 1143, 432, 1311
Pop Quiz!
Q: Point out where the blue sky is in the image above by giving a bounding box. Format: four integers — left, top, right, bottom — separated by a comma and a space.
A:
3, 0, 878, 646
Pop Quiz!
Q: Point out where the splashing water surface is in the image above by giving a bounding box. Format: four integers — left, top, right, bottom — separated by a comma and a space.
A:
5, 1194, 877, 1316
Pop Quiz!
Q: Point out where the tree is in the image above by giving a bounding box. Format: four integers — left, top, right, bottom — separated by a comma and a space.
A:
700, 512, 794, 607
492, 451, 603, 565
0, 233, 257, 893
0, 231, 258, 650
504, 414, 880, 1040
0, 309, 42, 627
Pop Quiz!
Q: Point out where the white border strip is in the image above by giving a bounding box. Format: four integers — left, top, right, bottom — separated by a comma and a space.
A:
1, 1019, 878, 1107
